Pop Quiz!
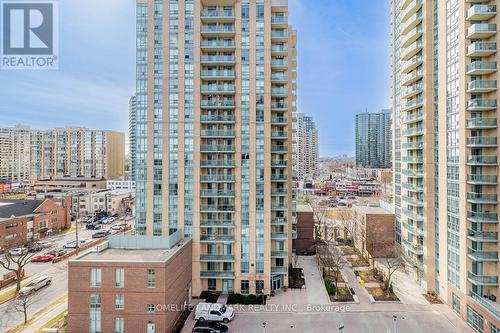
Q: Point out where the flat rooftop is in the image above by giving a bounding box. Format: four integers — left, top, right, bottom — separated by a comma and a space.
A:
296, 204, 313, 213
74, 237, 190, 263
355, 205, 393, 215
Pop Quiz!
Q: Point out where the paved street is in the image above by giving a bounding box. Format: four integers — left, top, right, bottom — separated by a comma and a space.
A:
0, 218, 131, 331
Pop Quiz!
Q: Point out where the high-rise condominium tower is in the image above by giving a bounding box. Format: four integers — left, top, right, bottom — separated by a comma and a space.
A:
134, 0, 296, 295
293, 112, 318, 180
392, 0, 500, 329
129, 95, 137, 181
0, 125, 31, 183
355, 110, 392, 169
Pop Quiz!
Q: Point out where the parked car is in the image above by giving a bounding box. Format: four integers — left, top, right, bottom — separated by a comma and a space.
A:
92, 231, 110, 239
86, 217, 96, 224
110, 224, 124, 231
28, 244, 42, 253
46, 249, 67, 257
35, 240, 54, 249
9, 248, 28, 256
86, 223, 101, 230
194, 303, 235, 323
192, 320, 229, 333
79, 216, 89, 223
63, 239, 87, 249
19, 275, 52, 295
31, 254, 55, 263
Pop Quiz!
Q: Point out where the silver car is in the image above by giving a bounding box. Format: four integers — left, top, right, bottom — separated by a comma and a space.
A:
19, 275, 52, 295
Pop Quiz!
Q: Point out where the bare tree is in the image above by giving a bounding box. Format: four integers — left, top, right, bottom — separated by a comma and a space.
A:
311, 201, 330, 242
12, 290, 40, 324
318, 244, 347, 298
0, 244, 37, 293
336, 209, 355, 245
378, 245, 405, 295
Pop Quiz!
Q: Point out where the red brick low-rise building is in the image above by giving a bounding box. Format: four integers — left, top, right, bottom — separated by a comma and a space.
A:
0, 198, 71, 251
293, 204, 315, 255
68, 233, 192, 333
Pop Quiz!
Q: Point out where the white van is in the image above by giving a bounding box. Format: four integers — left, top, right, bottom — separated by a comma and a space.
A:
194, 303, 235, 323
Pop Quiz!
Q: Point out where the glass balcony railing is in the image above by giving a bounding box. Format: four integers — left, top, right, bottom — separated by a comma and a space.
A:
200, 145, 235, 152
402, 54, 423, 73
201, 85, 236, 93
467, 229, 498, 242
200, 100, 235, 108
271, 251, 289, 258
469, 292, 500, 319
401, 167, 424, 177
467, 248, 499, 261
466, 136, 497, 147
200, 130, 236, 137
200, 160, 236, 167
402, 127, 424, 137
200, 234, 235, 242
200, 174, 235, 182
272, 74, 288, 81
200, 219, 234, 227
272, 188, 288, 195
467, 192, 498, 204
272, 17, 288, 24
467, 155, 498, 165
272, 88, 288, 96
402, 195, 424, 207
200, 253, 235, 262
200, 270, 235, 278
201, 10, 235, 19
402, 69, 423, 85
272, 59, 288, 67
402, 155, 423, 163
403, 208, 424, 221
271, 145, 288, 152
200, 205, 235, 212
467, 60, 497, 73
467, 117, 497, 128
200, 190, 235, 197
201, 26, 235, 34
467, 23, 497, 37
467, 99, 497, 110
467, 80, 497, 91
401, 141, 424, 149
201, 40, 235, 48
272, 45, 288, 53
467, 42, 497, 56
271, 174, 288, 181
271, 232, 288, 239
467, 174, 498, 184
467, 5, 497, 20
272, 31, 288, 38
272, 217, 288, 225
201, 70, 236, 77
271, 266, 288, 275
402, 182, 424, 192
201, 55, 235, 63
200, 115, 235, 122
271, 160, 288, 167
402, 98, 423, 111
402, 239, 424, 255
468, 272, 499, 286
271, 102, 288, 109
271, 131, 288, 138
402, 221, 424, 236
467, 211, 499, 224
272, 117, 288, 124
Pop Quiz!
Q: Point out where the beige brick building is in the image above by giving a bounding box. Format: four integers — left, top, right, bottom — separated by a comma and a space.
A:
392, 0, 500, 329
134, 0, 297, 296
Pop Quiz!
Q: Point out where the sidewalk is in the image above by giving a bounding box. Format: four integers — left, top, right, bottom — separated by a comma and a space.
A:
297, 256, 330, 305
20, 302, 67, 333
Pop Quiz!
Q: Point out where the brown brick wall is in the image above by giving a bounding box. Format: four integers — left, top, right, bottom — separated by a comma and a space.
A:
68, 241, 192, 333
353, 208, 395, 260
293, 211, 315, 254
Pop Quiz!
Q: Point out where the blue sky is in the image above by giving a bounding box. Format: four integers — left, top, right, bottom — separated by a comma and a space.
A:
0, 0, 391, 157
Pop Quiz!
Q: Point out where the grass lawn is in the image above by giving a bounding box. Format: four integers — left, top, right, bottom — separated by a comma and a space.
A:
35, 310, 67, 333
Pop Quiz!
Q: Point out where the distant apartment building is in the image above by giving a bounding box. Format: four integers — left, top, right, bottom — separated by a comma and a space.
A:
107, 180, 136, 191
355, 110, 391, 169
392, 0, 500, 330
0, 125, 31, 183
0, 198, 71, 251
293, 112, 319, 180
134, 0, 297, 296
129, 96, 137, 181
30, 127, 125, 181
68, 232, 192, 333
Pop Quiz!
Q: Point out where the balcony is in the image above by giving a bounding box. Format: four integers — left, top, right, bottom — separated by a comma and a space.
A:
401, 26, 423, 49
402, 98, 423, 112
402, 155, 423, 164
271, 266, 288, 275
469, 292, 500, 320
200, 115, 235, 123
402, 83, 423, 100
271, 59, 288, 68
468, 42, 498, 58
466, 136, 497, 148
200, 160, 235, 168
402, 195, 424, 207
272, 204, 288, 211
200, 253, 235, 262
271, 131, 288, 139
200, 145, 235, 152
403, 252, 424, 270
401, 69, 423, 86
271, 145, 288, 152
402, 54, 423, 74
200, 100, 235, 109
200, 234, 235, 243
401, 11, 423, 35
271, 102, 288, 110
402, 127, 423, 137
467, 230, 498, 243
467, 248, 499, 262
272, 117, 288, 125
467, 5, 497, 21
467, 174, 498, 185
200, 175, 235, 182
272, 188, 288, 196
466, 61, 497, 75
467, 192, 498, 204
271, 251, 288, 258
402, 182, 424, 193
271, 232, 288, 240
201, 25, 235, 36
201, 40, 235, 50
466, 155, 498, 166
401, 141, 424, 150
200, 220, 235, 228
401, 40, 423, 62
467, 23, 497, 39
201, 55, 235, 64
467, 117, 497, 129
272, 45, 288, 55
271, 31, 288, 40
272, 88, 288, 97
468, 272, 499, 286
467, 80, 497, 93
200, 130, 235, 138
271, 74, 288, 82
271, 160, 288, 168
271, 174, 288, 181
272, 16, 288, 26
401, 0, 423, 23
403, 208, 424, 222
467, 99, 497, 111
402, 221, 424, 236
200, 270, 235, 279
201, 85, 236, 94
200, 189, 235, 197
200, 10, 235, 22
201, 70, 235, 79
402, 239, 424, 255
467, 211, 499, 224
272, 217, 288, 225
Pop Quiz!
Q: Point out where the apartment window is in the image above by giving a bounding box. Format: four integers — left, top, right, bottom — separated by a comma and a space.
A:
115, 268, 124, 288
115, 318, 124, 333
208, 279, 216, 291
467, 305, 484, 333
241, 280, 249, 294
89, 294, 101, 333
90, 268, 102, 288
147, 269, 156, 288
256, 280, 264, 295
115, 294, 124, 310
147, 304, 155, 313
451, 293, 460, 315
